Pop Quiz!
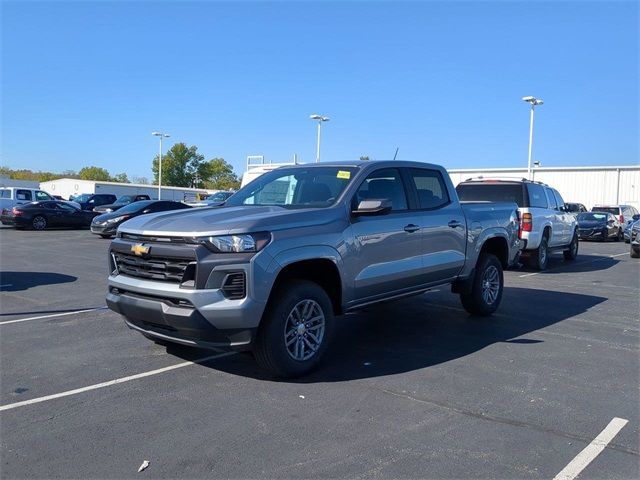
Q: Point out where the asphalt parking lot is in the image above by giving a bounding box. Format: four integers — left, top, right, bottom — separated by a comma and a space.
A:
1, 227, 638, 479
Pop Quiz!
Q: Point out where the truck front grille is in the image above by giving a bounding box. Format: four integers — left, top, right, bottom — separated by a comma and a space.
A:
113, 252, 193, 283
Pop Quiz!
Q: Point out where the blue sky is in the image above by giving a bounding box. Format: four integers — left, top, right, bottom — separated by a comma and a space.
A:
2, 1, 638, 180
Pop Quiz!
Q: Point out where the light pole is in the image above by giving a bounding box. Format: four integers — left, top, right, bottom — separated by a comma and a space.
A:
522, 96, 543, 180
309, 114, 330, 162
152, 131, 170, 199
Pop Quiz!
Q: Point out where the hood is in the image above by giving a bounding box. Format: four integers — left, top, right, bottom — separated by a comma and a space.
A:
94, 210, 138, 222
117, 205, 343, 237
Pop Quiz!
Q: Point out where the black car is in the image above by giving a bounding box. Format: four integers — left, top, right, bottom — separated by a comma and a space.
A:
576, 212, 622, 241
5, 201, 98, 230
564, 202, 587, 215
90, 200, 191, 238
93, 194, 151, 214
73, 193, 117, 211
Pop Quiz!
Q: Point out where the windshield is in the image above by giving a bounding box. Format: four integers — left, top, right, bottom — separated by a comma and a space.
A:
116, 200, 156, 214
74, 194, 92, 202
578, 212, 609, 222
226, 166, 358, 209
114, 195, 135, 204
208, 191, 233, 202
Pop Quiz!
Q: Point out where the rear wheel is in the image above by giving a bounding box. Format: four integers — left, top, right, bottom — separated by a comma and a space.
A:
32, 215, 47, 230
253, 280, 333, 377
615, 229, 623, 242
631, 246, 640, 258
528, 233, 549, 270
460, 253, 503, 316
563, 230, 579, 261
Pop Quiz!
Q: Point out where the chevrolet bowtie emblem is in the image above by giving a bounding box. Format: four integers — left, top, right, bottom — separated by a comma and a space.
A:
131, 243, 150, 256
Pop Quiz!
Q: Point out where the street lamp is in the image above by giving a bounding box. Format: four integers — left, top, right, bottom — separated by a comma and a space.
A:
309, 114, 330, 162
522, 96, 543, 180
152, 131, 170, 199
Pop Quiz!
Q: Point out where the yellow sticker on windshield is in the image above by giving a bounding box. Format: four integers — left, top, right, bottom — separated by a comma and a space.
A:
337, 170, 351, 180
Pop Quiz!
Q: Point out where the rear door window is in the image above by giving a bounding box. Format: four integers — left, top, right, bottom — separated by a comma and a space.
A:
455, 183, 525, 206
592, 207, 619, 215
408, 168, 450, 209
543, 188, 557, 209
528, 183, 548, 208
16, 190, 32, 201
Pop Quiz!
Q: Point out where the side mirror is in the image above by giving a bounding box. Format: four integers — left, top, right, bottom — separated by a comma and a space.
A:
352, 199, 392, 216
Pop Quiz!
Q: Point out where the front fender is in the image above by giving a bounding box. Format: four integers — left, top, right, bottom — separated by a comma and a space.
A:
256, 245, 346, 303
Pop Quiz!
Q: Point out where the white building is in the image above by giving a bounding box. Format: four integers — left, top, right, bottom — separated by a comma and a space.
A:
39, 178, 214, 202
447, 165, 639, 210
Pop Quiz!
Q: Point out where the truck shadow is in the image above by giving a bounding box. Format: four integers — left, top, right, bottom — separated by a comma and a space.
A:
170, 286, 607, 382
0, 272, 77, 292
514, 254, 620, 274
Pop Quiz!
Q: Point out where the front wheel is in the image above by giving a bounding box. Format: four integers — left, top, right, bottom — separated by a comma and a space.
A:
253, 280, 333, 378
99, 234, 113, 239
563, 231, 579, 261
460, 253, 504, 316
32, 215, 47, 230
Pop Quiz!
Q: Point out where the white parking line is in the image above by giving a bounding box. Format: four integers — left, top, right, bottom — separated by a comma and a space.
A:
553, 417, 629, 480
519, 253, 628, 278
0, 351, 236, 412
0, 307, 108, 325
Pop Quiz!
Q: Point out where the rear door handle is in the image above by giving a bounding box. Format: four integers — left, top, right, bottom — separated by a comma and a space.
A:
404, 224, 420, 233
448, 220, 463, 228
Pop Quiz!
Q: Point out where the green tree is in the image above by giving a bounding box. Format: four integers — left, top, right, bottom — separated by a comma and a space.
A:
78, 166, 111, 181
152, 143, 205, 187
201, 158, 240, 190
112, 172, 130, 183
359, 156, 370, 161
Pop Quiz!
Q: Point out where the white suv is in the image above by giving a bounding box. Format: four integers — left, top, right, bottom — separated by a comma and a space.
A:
456, 178, 578, 270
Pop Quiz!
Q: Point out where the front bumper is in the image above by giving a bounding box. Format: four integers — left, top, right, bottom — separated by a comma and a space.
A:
91, 224, 117, 235
579, 228, 606, 240
107, 287, 257, 349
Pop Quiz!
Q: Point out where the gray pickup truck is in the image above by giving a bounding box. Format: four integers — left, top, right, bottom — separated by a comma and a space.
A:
106, 161, 520, 377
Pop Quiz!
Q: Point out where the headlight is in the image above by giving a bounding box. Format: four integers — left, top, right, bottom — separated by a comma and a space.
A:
106, 215, 129, 224
195, 232, 270, 253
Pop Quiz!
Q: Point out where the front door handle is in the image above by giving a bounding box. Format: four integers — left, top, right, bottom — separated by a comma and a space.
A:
448, 220, 463, 228
404, 224, 420, 233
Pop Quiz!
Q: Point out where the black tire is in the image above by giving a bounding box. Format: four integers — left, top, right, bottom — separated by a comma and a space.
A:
99, 234, 113, 239
31, 215, 47, 230
253, 280, 334, 378
528, 233, 549, 270
631, 246, 640, 259
460, 253, 504, 316
614, 229, 621, 242
563, 230, 579, 261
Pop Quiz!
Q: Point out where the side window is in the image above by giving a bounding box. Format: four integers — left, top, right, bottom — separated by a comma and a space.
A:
354, 168, 408, 211
35, 191, 52, 201
552, 189, 565, 209
544, 188, 557, 209
16, 190, 32, 201
57, 203, 77, 212
409, 168, 450, 209
0, 190, 10, 199
527, 184, 548, 208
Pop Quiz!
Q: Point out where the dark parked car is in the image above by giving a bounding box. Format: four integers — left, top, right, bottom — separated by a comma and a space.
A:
576, 212, 622, 241
564, 202, 587, 215
591, 205, 639, 242
93, 195, 151, 213
2, 201, 98, 230
630, 220, 640, 258
91, 200, 191, 238
73, 193, 117, 211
